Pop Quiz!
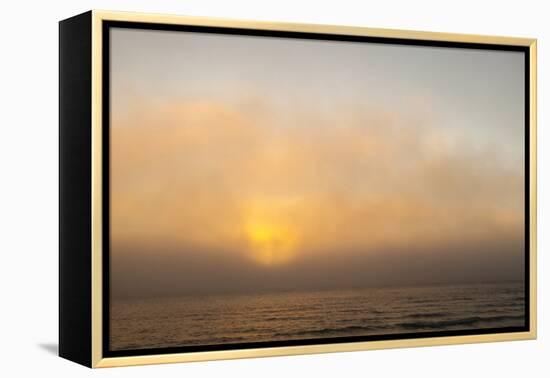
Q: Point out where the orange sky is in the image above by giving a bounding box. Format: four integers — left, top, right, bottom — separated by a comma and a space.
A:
109, 28, 525, 297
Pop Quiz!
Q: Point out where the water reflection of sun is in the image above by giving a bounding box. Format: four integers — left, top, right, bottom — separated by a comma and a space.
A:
245, 220, 299, 266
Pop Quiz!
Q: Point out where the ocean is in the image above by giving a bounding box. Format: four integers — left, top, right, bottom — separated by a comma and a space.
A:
110, 282, 525, 351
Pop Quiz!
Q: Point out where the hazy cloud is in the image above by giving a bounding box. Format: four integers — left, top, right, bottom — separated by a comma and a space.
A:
110, 97, 524, 298
109, 29, 525, 299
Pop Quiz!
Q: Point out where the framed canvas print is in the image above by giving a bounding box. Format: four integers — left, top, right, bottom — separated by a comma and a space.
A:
59, 10, 537, 368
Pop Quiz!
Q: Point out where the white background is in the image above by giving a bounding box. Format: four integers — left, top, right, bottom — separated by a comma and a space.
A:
0, 0, 547, 376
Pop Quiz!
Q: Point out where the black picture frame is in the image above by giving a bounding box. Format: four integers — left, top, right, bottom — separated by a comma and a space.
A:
59, 10, 537, 368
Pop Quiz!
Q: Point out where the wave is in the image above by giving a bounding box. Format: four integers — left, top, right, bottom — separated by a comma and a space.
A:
480, 303, 524, 309
406, 312, 450, 319
263, 315, 317, 322
398, 315, 525, 330
274, 324, 384, 338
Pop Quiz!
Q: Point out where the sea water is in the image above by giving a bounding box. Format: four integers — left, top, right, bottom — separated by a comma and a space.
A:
110, 281, 525, 350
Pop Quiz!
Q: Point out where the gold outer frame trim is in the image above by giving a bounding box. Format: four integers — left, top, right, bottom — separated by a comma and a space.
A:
91, 11, 103, 368
90, 9, 537, 368
529, 40, 537, 337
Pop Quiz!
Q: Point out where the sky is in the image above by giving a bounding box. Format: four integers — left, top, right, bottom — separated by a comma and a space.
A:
109, 27, 525, 299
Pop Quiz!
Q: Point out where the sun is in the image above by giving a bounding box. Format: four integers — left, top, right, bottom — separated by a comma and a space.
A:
245, 221, 298, 266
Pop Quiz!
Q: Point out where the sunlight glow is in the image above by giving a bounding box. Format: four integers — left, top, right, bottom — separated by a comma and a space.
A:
245, 221, 299, 266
